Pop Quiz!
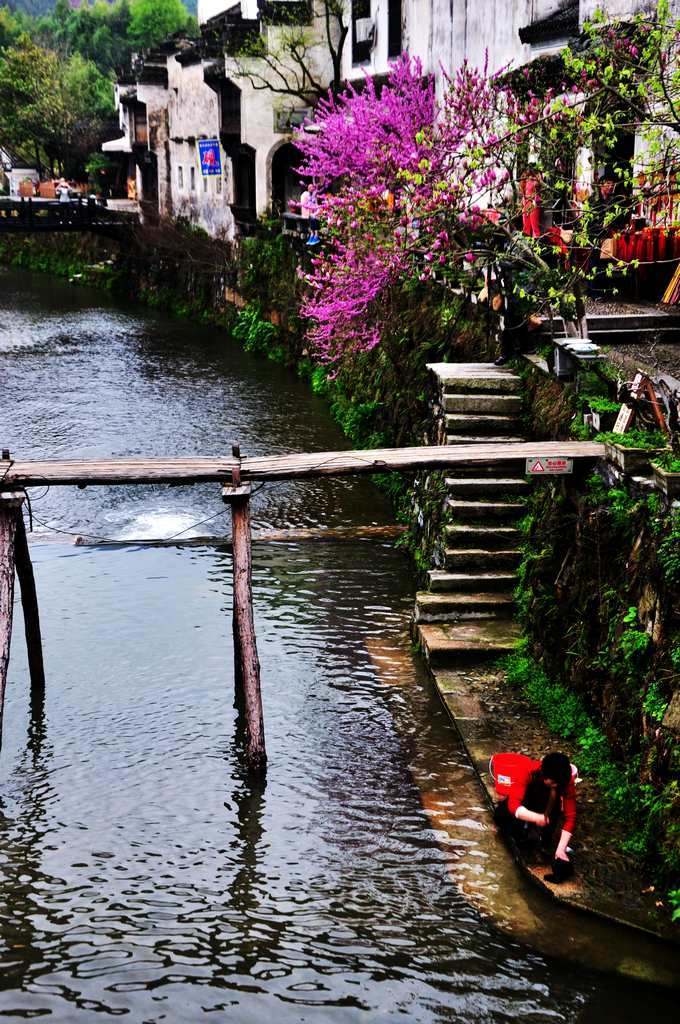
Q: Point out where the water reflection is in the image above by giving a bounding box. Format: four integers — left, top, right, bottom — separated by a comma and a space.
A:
0, 267, 677, 1021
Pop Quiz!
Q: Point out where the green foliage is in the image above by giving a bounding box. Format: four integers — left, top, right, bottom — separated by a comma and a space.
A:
584, 474, 637, 533
653, 451, 680, 473
658, 513, 680, 585
618, 606, 651, 675
595, 429, 668, 450
129, 0, 192, 50
0, 33, 114, 176
586, 396, 621, 414
569, 418, 591, 440
670, 889, 680, 922
231, 304, 284, 360
642, 680, 669, 723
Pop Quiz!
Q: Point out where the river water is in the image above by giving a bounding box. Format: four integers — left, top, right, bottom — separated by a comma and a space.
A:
0, 267, 677, 1022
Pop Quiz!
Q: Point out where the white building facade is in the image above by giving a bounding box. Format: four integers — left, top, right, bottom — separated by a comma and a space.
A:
105, 1, 670, 237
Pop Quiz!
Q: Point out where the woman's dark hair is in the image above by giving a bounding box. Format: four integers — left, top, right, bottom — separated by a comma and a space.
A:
540, 752, 571, 790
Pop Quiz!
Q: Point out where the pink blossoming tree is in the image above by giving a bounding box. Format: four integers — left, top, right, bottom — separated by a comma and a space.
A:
295, 4, 680, 364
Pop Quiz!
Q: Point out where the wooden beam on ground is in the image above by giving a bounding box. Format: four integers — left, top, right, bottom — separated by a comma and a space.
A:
14, 510, 45, 695
0, 492, 24, 746
2, 442, 605, 488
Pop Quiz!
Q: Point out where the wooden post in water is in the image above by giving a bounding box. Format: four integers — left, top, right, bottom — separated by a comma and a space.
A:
0, 491, 24, 745
223, 443, 266, 774
14, 508, 45, 694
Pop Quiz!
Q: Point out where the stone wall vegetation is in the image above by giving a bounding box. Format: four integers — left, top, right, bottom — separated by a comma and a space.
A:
509, 471, 680, 906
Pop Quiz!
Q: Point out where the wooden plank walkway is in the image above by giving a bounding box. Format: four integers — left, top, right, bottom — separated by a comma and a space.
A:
0, 442, 604, 488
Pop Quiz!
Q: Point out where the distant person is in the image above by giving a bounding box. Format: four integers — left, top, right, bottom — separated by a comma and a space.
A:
57, 180, 71, 204
300, 183, 320, 246
490, 750, 577, 882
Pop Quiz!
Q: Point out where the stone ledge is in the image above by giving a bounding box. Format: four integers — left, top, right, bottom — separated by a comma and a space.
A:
431, 664, 680, 947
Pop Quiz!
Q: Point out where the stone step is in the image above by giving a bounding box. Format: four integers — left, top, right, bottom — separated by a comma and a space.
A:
448, 462, 527, 478
446, 477, 530, 496
446, 435, 526, 446
446, 499, 526, 521
445, 547, 523, 569
415, 591, 515, 622
445, 413, 521, 434
444, 393, 523, 414
428, 569, 517, 592
541, 325, 680, 345
428, 362, 523, 393
587, 327, 680, 345
543, 314, 680, 332
417, 620, 521, 667
445, 524, 522, 549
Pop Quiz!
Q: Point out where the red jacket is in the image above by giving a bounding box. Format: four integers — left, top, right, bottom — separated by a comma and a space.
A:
490, 753, 577, 832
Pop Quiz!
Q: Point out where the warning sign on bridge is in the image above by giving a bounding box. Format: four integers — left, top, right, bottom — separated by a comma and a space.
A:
525, 456, 573, 475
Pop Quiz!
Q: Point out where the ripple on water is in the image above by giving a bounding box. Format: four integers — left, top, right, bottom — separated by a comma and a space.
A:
0, 270, 676, 1023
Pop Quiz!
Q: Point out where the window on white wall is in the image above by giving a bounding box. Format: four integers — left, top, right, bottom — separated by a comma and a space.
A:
178, 166, 184, 189
388, 0, 402, 58
352, 0, 372, 65
216, 176, 222, 194
190, 166, 196, 191
203, 175, 208, 193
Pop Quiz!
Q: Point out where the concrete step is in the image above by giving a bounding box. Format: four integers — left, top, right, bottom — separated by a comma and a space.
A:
543, 313, 680, 332
428, 362, 523, 392
445, 547, 523, 569
428, 569, 517, 592
545, 327, 680, 346
446, 435, 526, 446
446, 477, 530, 496
417, 620, 521, 667
447, 499, 526, 521
445, 524, 522, 549
445, 413, 521, 434
444, 393, 523, 414
415, 590, 515, 622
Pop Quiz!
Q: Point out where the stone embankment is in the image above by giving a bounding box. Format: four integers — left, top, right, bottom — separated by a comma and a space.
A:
415, 362, 679, 946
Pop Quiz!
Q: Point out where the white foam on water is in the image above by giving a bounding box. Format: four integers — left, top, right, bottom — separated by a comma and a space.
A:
113, 509, 202, 541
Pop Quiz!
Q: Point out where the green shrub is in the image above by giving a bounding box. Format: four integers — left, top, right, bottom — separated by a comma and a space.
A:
232, 304, 283, 359
595, 429, 668, 449
658, 514, 680, 585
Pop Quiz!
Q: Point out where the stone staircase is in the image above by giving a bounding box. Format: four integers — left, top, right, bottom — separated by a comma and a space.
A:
414, 364, 526, 669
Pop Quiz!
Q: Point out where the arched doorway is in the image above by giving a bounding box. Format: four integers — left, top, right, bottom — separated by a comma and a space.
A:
271, 142, 302, 215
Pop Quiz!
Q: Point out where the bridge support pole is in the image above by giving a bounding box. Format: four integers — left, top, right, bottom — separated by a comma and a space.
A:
0, 492, 24, 747
14, 508, 45, 696
223, 472, 266, 776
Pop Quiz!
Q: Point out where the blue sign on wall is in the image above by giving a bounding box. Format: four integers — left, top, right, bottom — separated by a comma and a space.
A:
198, 139, 222, 176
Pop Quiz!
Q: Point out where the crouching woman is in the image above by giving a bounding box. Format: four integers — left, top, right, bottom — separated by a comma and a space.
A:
490, 751, 577, 881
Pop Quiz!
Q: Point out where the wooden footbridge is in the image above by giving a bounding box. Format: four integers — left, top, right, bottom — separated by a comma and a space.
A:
0, 198, 135, 237
0, 439, 604, 776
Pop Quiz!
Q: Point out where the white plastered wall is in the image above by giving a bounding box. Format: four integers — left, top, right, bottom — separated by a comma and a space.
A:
166, 57, 234, 237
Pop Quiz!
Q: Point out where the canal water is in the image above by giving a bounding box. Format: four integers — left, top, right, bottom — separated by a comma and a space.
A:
0, 267, 677, 1022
